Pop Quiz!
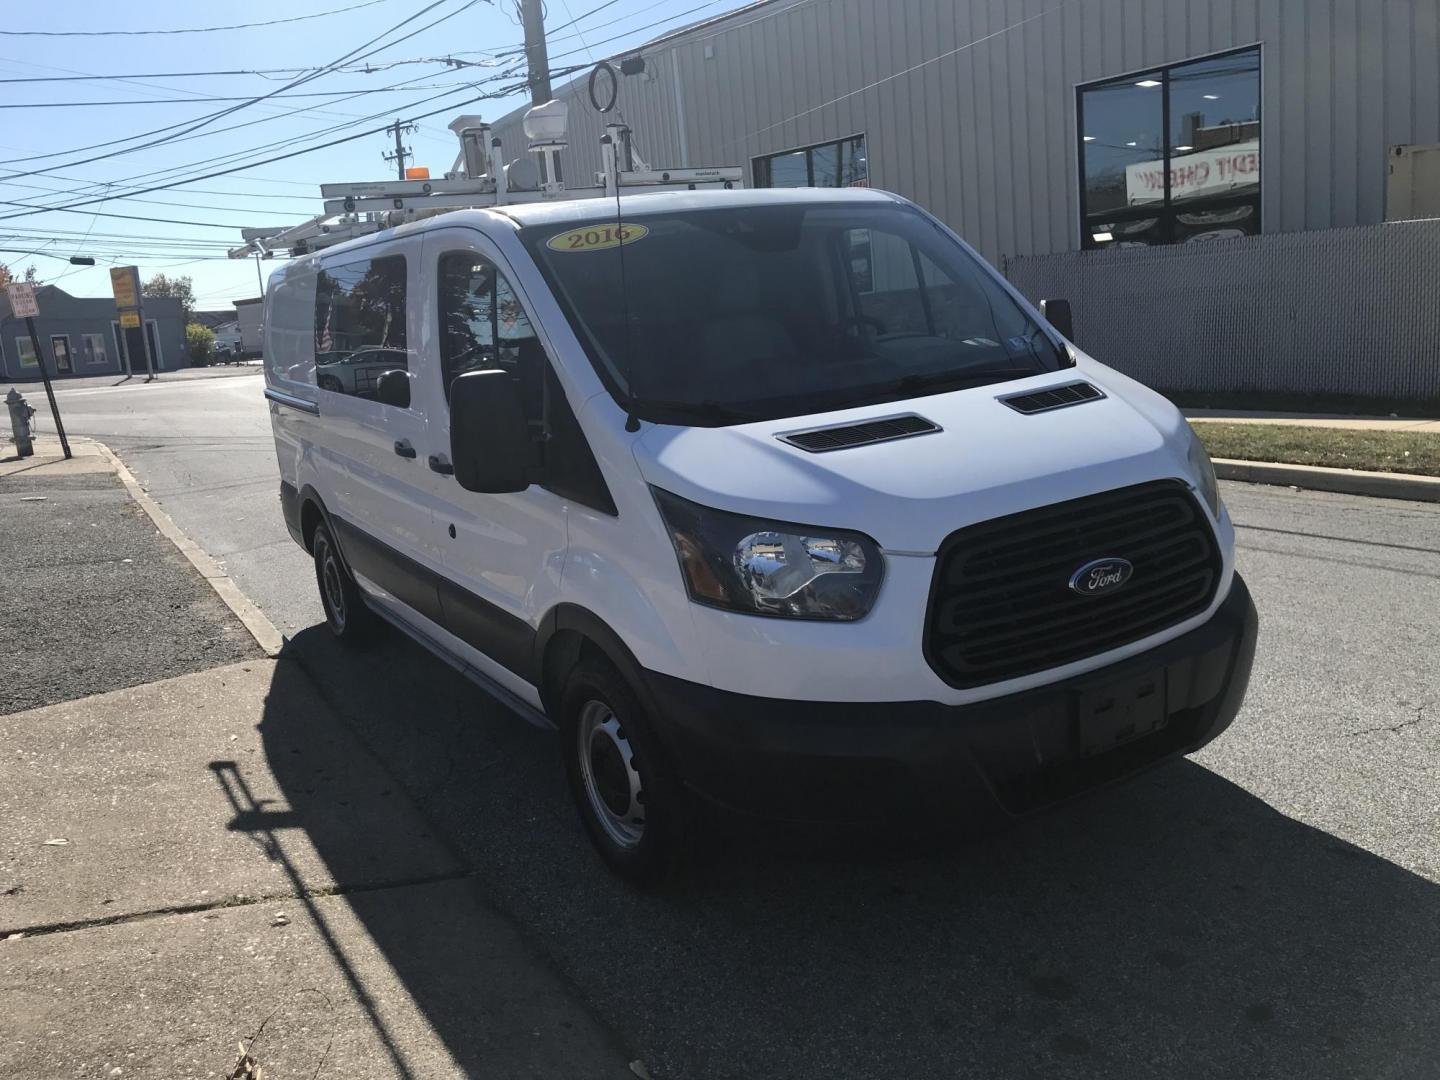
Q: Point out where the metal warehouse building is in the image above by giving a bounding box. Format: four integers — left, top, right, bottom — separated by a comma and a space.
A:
492, 0, 1440, 405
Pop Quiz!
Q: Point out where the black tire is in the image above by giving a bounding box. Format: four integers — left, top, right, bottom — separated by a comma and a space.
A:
312, 522, 378, 643
560, 656, 690, 885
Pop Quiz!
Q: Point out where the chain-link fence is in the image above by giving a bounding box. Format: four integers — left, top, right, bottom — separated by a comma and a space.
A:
1003, 219, 1440, 404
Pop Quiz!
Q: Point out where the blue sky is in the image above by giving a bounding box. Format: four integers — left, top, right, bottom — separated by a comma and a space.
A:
0, 0, 746, 311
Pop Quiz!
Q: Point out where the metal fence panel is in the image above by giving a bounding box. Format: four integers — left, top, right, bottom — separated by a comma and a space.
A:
1003, 219, 1440, 402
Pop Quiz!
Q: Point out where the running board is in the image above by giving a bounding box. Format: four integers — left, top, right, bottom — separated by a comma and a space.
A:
365, 599, 555, 731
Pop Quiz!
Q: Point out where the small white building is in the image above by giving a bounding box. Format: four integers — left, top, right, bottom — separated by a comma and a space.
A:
234, 297, 264, 357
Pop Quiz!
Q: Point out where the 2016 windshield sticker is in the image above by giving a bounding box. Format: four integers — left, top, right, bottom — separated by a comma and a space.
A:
546, 223, 650, 253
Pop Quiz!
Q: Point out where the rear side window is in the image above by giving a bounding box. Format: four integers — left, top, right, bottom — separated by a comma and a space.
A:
313, 254, 411, 407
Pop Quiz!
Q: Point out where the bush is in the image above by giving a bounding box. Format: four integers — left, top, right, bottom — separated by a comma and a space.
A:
186, 323, 216, 366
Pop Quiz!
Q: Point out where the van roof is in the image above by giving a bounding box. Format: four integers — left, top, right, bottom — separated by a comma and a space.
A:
488, 185, 899, 228
293, 187, 901, 267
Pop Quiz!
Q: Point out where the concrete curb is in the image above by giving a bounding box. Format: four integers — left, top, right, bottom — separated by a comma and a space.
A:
1214, 458, 1440, 503
92, 439, 287, 657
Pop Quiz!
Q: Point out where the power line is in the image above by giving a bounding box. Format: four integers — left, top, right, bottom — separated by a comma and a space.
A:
0, 200, 291, 229
1, 83, 487, 109
0, 68, 463, 175
0, 0, 486, 180
0, 176, 320, 206
0, 0, 402, 37
0, 68, 315, 85
544, 0, 727, 63
0, 83, 521, 223
0, 52, 370, 135
74, 76, 508, 202
720, 0, 1071, 148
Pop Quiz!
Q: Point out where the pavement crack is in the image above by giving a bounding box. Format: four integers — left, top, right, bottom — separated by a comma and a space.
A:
1345, 704, 1427, 738
0, 867, 478, 943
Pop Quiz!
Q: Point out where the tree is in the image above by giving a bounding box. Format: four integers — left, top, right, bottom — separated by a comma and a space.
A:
0, 262, 38, 288
143, 273, 196, 323
186, 322, 216, 366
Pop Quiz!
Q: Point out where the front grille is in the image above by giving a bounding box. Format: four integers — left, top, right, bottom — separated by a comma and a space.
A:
925, 480, 1221, 688
779, 414, 939, 453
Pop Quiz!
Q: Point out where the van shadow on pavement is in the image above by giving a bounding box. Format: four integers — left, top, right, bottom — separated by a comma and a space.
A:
253, 624, 1440, 1080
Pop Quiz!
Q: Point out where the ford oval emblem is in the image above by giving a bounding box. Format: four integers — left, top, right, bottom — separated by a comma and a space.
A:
1069, 557, 1134, 597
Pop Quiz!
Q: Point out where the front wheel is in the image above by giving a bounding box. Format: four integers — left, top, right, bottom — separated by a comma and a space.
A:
312, 522, 378, 643
560, 657, 690, 885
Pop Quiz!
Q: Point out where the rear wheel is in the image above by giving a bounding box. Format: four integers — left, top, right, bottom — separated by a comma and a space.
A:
312, 522, 377, 643
560, 656, 689, 885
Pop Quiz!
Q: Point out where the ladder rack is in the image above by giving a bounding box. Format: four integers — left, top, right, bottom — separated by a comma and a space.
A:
229, 112, 743, 261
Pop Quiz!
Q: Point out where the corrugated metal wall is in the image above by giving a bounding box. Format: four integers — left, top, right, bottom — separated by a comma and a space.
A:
490, 0, 1440, 265
1002, 218, 1440, 400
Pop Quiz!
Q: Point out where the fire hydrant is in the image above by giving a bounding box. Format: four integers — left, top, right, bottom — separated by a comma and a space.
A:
6, 388, 36, 458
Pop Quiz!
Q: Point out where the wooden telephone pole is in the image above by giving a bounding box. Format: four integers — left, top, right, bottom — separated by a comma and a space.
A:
381, 118, 417, 179
519, 0, 551, 105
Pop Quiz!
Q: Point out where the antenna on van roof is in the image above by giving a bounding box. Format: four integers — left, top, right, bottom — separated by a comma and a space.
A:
601, 128, 641, 434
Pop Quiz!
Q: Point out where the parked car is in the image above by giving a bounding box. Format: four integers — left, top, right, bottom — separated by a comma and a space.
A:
261, 188, 1257, 883
314, 347, 409, 398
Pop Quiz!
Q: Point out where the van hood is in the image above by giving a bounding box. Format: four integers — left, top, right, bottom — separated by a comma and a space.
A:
632, 360, 1201, 553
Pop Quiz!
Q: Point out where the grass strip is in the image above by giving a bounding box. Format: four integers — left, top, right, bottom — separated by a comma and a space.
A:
1194, 423, 1440, 477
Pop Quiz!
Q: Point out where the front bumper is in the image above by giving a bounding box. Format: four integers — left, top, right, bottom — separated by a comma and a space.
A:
644, 573, 1258, 826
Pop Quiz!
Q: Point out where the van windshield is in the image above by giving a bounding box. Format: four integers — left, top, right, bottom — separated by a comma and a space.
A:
520, 202, 1067, 426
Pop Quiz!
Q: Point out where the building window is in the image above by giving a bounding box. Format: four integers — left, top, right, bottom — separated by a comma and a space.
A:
1078, 46, 1260, 249
313, 254, 409, 406
14, 336, 39, 370
754, 135, 868, 189
76, 332, 109, 367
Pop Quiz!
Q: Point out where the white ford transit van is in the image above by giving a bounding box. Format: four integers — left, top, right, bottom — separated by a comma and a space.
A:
262, 187, 1257, 882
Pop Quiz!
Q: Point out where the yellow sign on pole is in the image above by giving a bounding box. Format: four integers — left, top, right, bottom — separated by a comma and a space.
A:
119, 309, 141, 329
110, 265, 140, 309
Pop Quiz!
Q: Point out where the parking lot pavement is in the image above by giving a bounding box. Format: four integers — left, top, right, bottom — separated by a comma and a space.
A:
0, 660, 634, 1080
258, 481, 1440, 1080
0, 458, 258, 715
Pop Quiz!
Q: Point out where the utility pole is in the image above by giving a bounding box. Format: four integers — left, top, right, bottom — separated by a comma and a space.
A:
519, 0, 551, 105
22, 314, 71, 458
381, 118, 417, 179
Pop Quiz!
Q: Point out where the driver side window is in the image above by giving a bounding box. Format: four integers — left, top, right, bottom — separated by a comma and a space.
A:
438, 250, 544, 428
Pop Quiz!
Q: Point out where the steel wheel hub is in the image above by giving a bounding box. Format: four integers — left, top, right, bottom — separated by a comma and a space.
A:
319, 540, 346, 630
577, 699, 645, 849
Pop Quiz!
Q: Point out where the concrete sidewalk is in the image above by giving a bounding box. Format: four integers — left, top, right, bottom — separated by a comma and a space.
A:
1, 433, 633, 1080
0, 661, 633, 1079
1187, 409, 1440, 433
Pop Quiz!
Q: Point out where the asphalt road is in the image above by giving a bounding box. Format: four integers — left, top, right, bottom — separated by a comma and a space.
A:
33, 371, 1440, 1079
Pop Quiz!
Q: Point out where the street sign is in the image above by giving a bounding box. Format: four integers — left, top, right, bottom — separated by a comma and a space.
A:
119, 309, 141, 329
109, 265, 140, 309
6, 283, 39, 319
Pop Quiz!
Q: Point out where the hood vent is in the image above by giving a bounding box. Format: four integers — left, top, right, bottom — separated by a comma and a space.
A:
999, 381, 1105, 415
779, 414, 941, 453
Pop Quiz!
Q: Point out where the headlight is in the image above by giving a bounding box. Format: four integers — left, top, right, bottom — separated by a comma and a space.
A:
1186, 424, 1222, 518
652, 487, 884, 620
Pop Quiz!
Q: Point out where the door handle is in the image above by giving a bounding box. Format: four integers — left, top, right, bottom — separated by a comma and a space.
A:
393, 440, 417, 459
428, 454, 454, 476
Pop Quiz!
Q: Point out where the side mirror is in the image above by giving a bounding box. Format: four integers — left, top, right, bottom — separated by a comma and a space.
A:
450, 369, 532, 493
1040, 298, 1074, 342
376, 369, 410, 409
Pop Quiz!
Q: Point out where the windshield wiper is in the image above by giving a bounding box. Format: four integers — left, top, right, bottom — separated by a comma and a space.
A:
821, 366, 1042, 411
634, 398, 767, 424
